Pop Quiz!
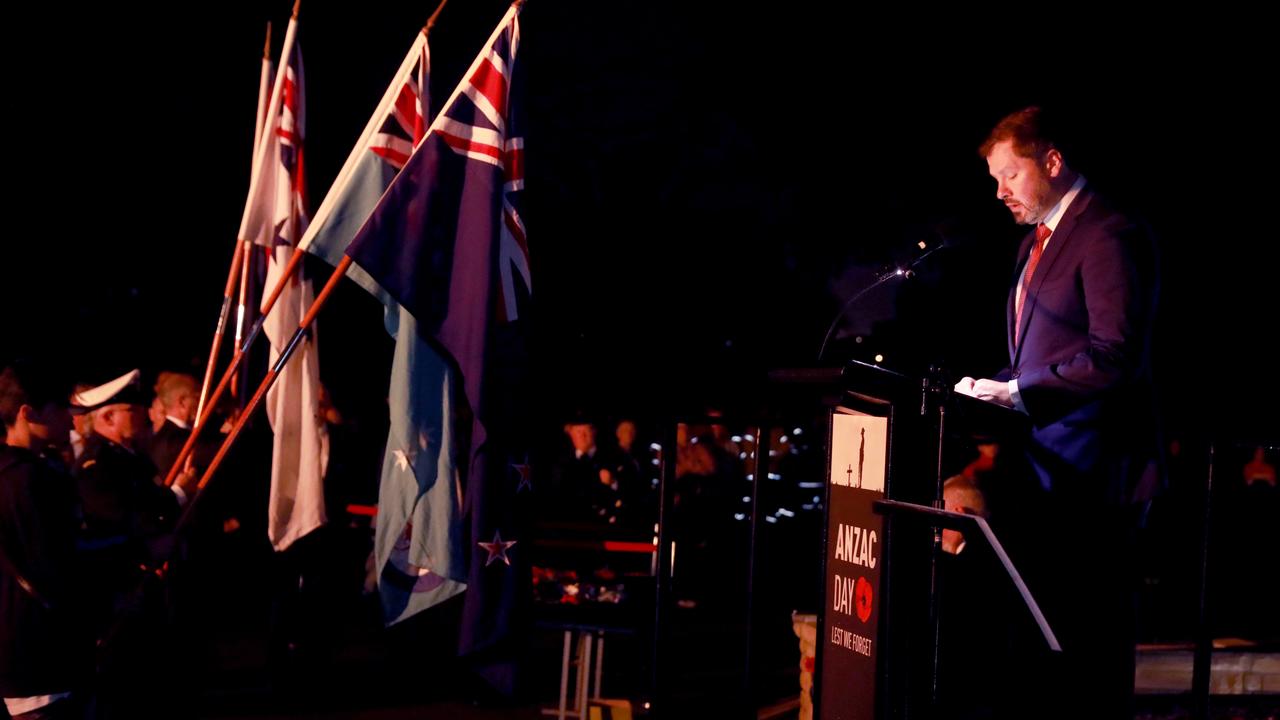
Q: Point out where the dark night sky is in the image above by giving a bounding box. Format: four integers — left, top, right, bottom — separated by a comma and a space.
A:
6, 3, 1277, 441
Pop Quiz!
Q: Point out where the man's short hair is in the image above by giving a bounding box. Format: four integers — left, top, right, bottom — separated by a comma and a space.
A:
979, 106, 1061, 161
0, 362, 63, 429
155, 372, 198, 410
943, 475, 988, 518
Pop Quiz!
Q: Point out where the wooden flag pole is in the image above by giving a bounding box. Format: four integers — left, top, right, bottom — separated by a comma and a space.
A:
191, 19, 272, 435
194, 256, 351, 492
193, 240, 245, 429
425, 0, 448, 33
255, 22, 272, 153
230, 23, 273, 404
164, 246, 310, 486
171, 3, 306, 489
231, 240, 254, 401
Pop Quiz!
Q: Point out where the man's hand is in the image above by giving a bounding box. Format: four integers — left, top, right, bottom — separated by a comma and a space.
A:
954, 376, 977, 397
972, 379, 1013, 408
174, 466, 200, 498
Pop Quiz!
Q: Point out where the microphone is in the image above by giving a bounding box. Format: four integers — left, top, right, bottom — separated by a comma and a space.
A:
816, 233, 952, 363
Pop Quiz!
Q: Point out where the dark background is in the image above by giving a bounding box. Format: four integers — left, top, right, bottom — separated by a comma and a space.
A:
3, 4, 1276, 713
5, 2, 1276, 443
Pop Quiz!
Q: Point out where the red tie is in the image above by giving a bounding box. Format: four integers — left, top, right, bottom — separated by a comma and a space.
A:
1014, 223, 1052, 346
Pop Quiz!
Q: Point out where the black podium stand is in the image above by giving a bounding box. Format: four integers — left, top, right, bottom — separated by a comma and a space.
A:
770, 362, 1054, 720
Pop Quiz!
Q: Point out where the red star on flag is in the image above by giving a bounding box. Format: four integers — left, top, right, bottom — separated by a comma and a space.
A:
513, 459, 533, 492
478, 530, 517, 567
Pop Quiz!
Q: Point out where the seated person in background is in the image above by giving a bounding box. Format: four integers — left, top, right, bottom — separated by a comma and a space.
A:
550, 418, 626, 528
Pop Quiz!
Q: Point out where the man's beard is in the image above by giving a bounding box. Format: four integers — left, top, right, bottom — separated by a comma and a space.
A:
1007, 192, 1049, 224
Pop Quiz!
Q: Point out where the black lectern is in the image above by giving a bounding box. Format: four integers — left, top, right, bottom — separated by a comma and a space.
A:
769, 362, 1054, 720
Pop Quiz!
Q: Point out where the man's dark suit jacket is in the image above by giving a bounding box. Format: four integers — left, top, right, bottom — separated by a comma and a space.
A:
997, 184, 1160, 507
147, 418, 190, 481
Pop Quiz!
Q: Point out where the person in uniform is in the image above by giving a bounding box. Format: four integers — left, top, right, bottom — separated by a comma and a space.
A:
70, 369, 200, 718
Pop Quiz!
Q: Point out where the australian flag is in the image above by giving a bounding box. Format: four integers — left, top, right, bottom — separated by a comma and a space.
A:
345, 1, 530, 693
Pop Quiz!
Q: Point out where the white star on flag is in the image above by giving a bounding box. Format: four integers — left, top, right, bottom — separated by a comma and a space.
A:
393, 449, 415, 473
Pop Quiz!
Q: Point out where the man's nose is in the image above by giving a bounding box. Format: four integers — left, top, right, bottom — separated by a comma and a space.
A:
995, 180, 1010, 200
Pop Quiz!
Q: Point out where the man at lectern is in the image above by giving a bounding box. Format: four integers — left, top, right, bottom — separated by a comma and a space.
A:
954, 106, 1160, 719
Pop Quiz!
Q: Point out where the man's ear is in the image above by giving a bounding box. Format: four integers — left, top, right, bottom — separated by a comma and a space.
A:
1043, 148, 1065, 179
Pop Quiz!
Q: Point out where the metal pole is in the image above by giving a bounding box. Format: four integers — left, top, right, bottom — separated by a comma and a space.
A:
743, 423, 770, 716
928, 401, 946, 713
651, 420, 678, 714
1192, 442, 1215, 720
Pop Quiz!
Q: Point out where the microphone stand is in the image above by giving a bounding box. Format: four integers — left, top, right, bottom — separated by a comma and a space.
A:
817, 241, 948, 363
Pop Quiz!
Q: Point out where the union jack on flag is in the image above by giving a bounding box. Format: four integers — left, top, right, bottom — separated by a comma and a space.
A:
298, 29, 434, 304
347, 3, 530, 330
369, 42, 429, 170
239, 17, 308, 249
431, 14, 529, 321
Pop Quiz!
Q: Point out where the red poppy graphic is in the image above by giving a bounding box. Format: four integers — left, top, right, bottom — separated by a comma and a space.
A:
855, 576, 873, 623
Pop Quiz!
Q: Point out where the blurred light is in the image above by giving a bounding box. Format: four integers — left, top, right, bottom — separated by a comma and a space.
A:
855, 336, 864, 344
874, 354, 884, 363
812, 496, 821, 503
802, 503, 816, 510
779, 435, 789, 444
745, 474, 754, 481
649, 443, 662, 452
776, 508, 795, 518
731, 435, 743, 443
734, 513, 746, 521
765, 516, 778, 524
744, 434, 756, 442
742, 496, 752, 503
918, 240, 928, 250
799, 482, 823, 489
650, 458, 661, 466
767, 473, 782, 481
895, 268, 905, 276
739, 452, 748, 460
793, 427, 803, 436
